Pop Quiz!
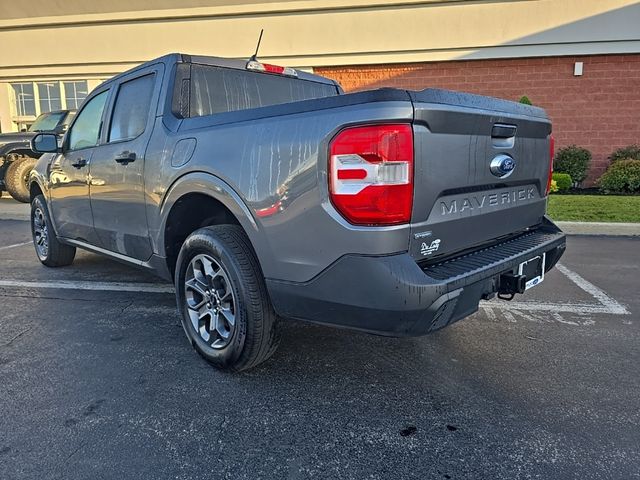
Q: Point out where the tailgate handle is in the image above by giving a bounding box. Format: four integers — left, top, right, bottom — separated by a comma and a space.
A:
492, 124, 517, 139
492, 124, 517, 149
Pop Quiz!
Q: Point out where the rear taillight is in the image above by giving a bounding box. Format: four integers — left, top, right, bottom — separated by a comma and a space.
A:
329, 124, 414, 225
545, 135, 555, 196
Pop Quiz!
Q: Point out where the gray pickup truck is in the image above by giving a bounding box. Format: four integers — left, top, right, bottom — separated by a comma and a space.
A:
29, 53, 565, 371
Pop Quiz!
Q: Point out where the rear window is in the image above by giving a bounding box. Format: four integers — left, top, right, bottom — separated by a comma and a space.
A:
189, 64, 337, 117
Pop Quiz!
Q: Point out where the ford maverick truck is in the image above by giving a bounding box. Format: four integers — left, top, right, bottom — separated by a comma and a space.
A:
29, 54, 565, 371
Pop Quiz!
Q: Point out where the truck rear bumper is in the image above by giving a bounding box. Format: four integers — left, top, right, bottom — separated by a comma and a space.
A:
267, 217, 566, 336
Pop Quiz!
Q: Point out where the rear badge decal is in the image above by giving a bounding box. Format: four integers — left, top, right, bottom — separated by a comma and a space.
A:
490, 154, 516, 178
421, 239, 441, 256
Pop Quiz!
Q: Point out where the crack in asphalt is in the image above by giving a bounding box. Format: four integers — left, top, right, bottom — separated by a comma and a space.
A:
1, 324, 34, 348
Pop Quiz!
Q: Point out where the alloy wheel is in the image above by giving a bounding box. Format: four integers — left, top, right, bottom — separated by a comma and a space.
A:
32, 207, 49, 259
184, 254, 237, 349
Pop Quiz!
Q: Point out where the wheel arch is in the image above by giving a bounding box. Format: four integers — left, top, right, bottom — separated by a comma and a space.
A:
0, 143, 39, 159
29, 166, 50, 202
158, 172, 267, 279
29, 180, 44, 202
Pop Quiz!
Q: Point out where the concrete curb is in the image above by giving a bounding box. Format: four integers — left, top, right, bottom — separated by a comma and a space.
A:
556, 221, 640, 236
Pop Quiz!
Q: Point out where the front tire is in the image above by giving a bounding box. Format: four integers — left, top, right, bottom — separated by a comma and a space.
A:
31, 195, 76, 267
175, 225, 280, 372
6, 156, 37, 203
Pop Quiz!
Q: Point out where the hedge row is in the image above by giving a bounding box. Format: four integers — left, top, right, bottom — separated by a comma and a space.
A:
553, 144, 640, 194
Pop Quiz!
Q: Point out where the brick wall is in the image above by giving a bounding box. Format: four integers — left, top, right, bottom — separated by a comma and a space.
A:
316, 54, 640, 184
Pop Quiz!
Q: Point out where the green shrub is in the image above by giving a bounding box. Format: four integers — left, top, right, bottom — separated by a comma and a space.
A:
552, 172, 572, 191
554, 145, 591, 185
610, 145, 640, 163
598, 159, 640, 193
518, 95, 532, 105
549, 179, 558, 194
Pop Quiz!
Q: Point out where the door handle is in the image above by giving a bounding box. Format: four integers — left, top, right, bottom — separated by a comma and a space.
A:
71, 158, 87, 169
115, 151, 136, 165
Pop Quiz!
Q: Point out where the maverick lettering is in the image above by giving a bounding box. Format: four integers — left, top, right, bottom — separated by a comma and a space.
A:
440, 187, 536, 216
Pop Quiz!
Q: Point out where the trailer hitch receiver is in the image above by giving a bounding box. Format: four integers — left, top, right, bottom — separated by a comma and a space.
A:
498, 273, 527, 300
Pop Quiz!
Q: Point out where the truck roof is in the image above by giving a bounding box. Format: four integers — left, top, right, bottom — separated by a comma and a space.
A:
101, 53, 337, 88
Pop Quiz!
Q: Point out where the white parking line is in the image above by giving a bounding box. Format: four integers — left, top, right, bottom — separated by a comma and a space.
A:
0, 279, 174, 293
486, 263, 630, 315
0, 241, 32, 251
492, 301, 629, 315
555, 263, 629, 314
481, 263, 630, 324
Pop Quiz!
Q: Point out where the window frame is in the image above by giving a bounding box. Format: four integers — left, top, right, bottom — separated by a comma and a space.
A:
63, 81, 90, 110
10, 80, 91, 129
37, 82, 62, 114
105, 72, 157, 145
11, 83, 37, 117
64, 87, 112, 153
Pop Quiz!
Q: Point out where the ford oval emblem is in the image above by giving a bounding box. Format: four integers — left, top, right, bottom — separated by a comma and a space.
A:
490, 154, 516, 178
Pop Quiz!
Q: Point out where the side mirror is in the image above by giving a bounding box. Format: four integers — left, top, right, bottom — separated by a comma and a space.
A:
31, 133, 59, 153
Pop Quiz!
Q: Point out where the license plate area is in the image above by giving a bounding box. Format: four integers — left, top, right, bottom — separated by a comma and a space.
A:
518, 253, 546, 290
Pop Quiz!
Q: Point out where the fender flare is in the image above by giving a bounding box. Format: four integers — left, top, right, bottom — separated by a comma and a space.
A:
27, 167, 63, 235
156, 171, 270, 270
28, 168, 49, 199
0, 142, 36, 159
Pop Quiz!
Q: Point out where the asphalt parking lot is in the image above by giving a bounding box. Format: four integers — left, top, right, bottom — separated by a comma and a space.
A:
1, 200, 639, 479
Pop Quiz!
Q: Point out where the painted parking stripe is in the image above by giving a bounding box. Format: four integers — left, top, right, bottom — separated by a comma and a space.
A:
483, 263, 630, 316
0, 279, 174, 293
484, 302, 627, 315
555, 263, 629, 314
0, 241, 31, 251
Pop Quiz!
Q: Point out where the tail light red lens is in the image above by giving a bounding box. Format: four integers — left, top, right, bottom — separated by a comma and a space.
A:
329, 124, 414, 225
545, 134, 555, 196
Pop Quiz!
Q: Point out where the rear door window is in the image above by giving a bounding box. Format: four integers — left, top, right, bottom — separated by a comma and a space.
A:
108, 74, 155, 142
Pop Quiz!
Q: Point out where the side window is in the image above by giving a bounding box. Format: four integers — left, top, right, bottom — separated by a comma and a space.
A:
108, 74, 155, 142
67, 91, 108, 151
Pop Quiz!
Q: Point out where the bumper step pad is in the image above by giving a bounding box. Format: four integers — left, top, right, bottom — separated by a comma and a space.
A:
423, 225, 565, 283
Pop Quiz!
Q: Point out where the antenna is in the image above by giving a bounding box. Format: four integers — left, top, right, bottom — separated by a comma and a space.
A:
249, 29, 264, 62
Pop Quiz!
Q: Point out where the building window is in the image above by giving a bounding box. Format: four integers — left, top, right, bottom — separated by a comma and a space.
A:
11, 80, 90, 121
37, 82, 62, 113
63, 81, 89, 109
11, 83, 36, 116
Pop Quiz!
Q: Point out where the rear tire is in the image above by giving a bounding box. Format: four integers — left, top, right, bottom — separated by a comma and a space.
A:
175, 225, 280, 372
6, 156, 37, 203
31, 195, 76, 267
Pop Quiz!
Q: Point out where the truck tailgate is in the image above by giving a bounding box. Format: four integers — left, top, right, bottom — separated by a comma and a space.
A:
408, 89, 552, 263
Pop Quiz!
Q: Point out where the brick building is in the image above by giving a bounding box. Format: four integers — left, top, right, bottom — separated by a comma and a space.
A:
317, 54, 640, 182
1, 0, 639, 181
